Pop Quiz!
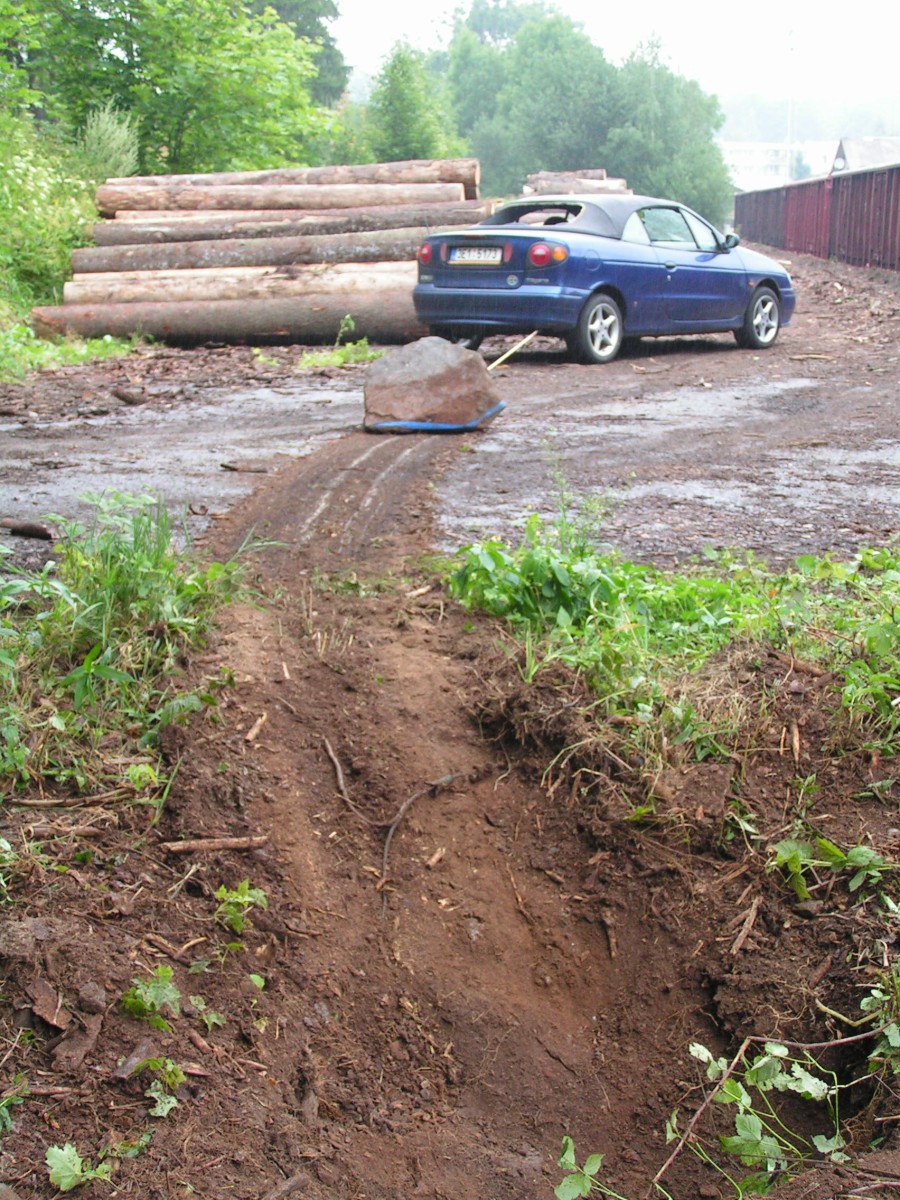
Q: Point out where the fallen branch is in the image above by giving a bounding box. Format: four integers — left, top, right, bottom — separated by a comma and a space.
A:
0, 518, 53, 540
158, 835, 269, 855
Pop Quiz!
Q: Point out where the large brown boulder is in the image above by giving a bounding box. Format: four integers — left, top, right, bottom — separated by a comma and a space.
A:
363, 337, 504, 432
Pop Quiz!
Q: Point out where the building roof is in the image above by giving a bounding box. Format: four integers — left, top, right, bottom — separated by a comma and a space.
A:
832, 137, 900, 173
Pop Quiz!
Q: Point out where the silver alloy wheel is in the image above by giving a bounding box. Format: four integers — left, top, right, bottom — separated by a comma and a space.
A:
574, 293, 623, 363
735, 286, 781, 349
751, 292, 779, 345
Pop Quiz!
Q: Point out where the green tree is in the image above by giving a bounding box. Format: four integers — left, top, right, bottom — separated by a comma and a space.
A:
246, 0, 348, 105
6, 0, 324, 172
367, 41, 460, 162
468, 14, 617, 195
601, 44, 732, 223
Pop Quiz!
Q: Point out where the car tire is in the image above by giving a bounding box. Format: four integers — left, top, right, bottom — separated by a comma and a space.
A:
572, 293, 624, 364
430, 326, 484, 352
735, 286, 781, 349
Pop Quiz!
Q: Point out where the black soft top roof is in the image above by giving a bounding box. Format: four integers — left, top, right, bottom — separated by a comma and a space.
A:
480, 194, 672, 239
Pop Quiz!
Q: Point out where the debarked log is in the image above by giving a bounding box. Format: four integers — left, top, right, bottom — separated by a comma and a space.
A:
90, 200, 493, 245
103, 157, 480, 198
74, 226, 429, 273
64, 262, 417, 304
95, 181, 465, 217
32, 293, 427, 345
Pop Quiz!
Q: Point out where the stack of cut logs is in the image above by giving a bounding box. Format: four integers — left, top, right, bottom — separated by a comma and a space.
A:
523, 169, 631, 195
32, 158, 490, 345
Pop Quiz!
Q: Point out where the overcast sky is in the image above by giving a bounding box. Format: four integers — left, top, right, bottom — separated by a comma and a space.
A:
331, 0, 900, 112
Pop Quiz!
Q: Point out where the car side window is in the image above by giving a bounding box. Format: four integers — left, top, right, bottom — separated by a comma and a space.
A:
640, 207, 696, 249
621, 212, 651, 244
682, 210, 720, 252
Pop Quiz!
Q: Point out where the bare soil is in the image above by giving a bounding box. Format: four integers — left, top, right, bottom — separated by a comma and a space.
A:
1, 250, 899, 1200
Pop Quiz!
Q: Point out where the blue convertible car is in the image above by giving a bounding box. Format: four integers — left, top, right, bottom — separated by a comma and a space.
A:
413, 195, 796, 363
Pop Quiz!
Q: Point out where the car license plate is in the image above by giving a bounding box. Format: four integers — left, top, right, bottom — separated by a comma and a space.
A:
449, 246, 502, 265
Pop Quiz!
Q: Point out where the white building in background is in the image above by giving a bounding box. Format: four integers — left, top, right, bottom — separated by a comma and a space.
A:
719, 140, 835, 192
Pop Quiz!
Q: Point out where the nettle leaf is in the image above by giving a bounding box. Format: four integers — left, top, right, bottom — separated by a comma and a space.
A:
745, 1053, 785, 1090
555, 1175, 591, 1200
558, 1136, 577, 1171
716, 1076, 751, 1107
777, 1063, 830, 1101
146, 1080, 179, 1117
46, 1144, 86, 1191
583, 1154, 603, 1177
143, 965, 182, 1015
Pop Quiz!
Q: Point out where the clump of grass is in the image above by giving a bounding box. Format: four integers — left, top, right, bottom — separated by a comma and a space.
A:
0, 323, 133, 382
0, 492, 246, 794
295, 314, 383, 370
450, 509, 900, 767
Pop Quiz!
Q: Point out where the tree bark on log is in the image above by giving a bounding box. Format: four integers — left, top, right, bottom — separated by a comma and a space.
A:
95, 181, 465, 217
525, 168, 609, 186
523, 175, 630, 195
103, 157, 480, 198
32, 294, 427, 345
64, 262, 418, 304
91, 201, 492, 245
73, 226, 427, 273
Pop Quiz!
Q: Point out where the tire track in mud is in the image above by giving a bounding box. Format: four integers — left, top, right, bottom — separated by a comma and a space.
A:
207, 429, 454, 571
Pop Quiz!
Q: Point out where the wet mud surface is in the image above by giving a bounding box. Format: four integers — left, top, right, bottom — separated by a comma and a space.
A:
2, 249, 898, 570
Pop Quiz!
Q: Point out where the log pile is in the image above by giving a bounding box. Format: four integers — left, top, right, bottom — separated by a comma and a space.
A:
32, 158, 489, 345
523, 168, 631, 195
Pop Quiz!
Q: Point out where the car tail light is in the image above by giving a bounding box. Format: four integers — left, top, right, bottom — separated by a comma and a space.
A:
503, 243, 514, 263
527, 242, 567, 267
440, 242, 449, 262
417, 243, 432, 265
528, 243, 551, 267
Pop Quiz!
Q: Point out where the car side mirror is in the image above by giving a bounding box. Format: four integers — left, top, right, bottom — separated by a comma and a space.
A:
723, 232, 740, 250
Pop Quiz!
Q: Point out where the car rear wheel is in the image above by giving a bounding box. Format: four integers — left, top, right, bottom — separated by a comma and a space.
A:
430, 326, 484, 352
572, 293, 623, 364
735, 286, 780, 349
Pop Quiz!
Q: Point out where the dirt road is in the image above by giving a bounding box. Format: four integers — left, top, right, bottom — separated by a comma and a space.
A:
2, 249, 898, 570
1, 250, 898, 1200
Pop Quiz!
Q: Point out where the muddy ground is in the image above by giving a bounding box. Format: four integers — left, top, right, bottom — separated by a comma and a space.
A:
0, 249, 899, 1200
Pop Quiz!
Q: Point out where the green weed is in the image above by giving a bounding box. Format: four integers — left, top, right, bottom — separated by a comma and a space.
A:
769, 837, 892, 900
46, 1143, 113, 1191
214, 880, 268, 934
0, 493, 246, 794
450, 512, 900, 772
295, 314, 383, 369
134, 1056, 186, 1117
121, 965, 182, 1032
0, 1074, 28, 1135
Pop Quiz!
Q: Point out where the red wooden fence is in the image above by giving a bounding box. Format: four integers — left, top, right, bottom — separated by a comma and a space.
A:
734, 164, 900, 271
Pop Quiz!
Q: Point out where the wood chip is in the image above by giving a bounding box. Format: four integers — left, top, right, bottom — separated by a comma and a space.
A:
244, 712, 268, 742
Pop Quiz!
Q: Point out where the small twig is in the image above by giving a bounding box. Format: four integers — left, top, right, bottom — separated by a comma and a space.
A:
158, 835, 268, 855
260, 1171, 308, 1200
244, 712, 268, 743
380, 773, 465, 907
323, 737, 373, 823
730, 895, 760, 956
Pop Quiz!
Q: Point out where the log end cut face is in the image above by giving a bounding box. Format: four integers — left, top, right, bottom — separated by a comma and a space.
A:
363, 337, 503, 431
